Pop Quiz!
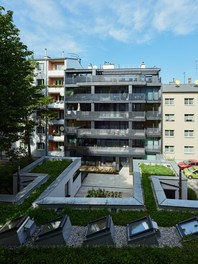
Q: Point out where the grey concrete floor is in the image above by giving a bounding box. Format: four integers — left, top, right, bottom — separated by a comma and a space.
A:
75, 166, 133, 198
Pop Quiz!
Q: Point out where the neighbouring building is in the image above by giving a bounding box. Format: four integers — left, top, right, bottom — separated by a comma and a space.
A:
32, 55, 83, 157
64, 62, 162, 168
162, 81, 198, 160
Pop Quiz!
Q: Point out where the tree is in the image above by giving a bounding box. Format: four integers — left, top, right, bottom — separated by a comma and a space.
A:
0, 6, 52, 162
0, 6, 32, 150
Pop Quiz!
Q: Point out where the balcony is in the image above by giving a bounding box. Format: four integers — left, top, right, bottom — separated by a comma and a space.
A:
48, 119, 64, 125
48, 87, 64, 95
146, 111, 161, 120
65, 93, 130, 103
48, 70, 64, 77
145, 146, 161, 153
48, 101, 64, 109
65, 127, 78, 134
48, 134, 64, 142
66, 145, 145, 157
146, 128, 161, 137
129, 94, 146, 102
146, 95, 161, 103
129, 111, 145, 121
76, 129, 145, 139
65, 75, 147, 85
65, 111, 129, 121
48, 151, 64, 157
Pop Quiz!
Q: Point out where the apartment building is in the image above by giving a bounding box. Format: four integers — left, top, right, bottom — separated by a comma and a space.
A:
162, 82, 198, 160
33, 56, 82, 157
64, 63, 162, 168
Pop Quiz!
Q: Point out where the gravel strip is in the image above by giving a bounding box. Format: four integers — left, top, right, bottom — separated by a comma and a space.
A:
66, 226, 182, 248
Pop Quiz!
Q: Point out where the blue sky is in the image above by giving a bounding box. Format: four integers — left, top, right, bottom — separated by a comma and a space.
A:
2, 0, 198, 83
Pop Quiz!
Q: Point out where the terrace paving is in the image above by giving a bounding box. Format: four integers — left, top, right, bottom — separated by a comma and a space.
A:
75, 166, 133, 198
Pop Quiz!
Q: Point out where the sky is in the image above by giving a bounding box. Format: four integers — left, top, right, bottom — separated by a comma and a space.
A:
2, 0, 198, 83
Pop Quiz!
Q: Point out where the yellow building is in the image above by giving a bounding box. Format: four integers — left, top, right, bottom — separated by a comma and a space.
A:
162, 82, 198, 160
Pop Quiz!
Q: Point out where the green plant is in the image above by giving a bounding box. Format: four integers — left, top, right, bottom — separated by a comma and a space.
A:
86, 188, 122, 198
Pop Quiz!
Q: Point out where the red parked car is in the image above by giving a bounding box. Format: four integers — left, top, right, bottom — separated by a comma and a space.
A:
178, 159, 198, 170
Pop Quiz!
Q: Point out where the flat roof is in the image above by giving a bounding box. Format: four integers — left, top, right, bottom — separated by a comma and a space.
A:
163, 84, 198, 93
65, 68, 161, 75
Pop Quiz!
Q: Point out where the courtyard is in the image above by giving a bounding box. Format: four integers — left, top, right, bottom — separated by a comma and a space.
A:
75, 166, 133, 198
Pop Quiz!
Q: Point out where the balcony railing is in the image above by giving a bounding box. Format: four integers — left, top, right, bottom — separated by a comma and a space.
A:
76, 129, 145, 139
65, 93, 131, 102
129, 111, 145, 121
48, 119, 64, 125
65, 111, 129, 120
48, 87, 64, 95
48, 101, 64, 109
65, 127, 78, 134
146, 111, 161, 120
48, 70, 64, 77
66, 145, 145, 157
48, 134, 64, 142
146, 128, 161, 137
145, 146, 161, 153
66, 74, 161, 85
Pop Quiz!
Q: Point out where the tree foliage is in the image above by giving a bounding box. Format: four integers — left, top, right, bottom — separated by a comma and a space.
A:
0, 6, 33, 150
0, 6, 52, 160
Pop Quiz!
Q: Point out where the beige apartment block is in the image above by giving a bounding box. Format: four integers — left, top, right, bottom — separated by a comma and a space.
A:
162, 83, 198, 161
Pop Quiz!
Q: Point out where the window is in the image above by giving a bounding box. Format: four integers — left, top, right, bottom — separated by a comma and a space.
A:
55, 79, 64, 85
37, 63, 44, 71
165, 130, 174, 137
165, 145, 174, 153
184, 130, 194, 137
37, 79, 44, 86
184, 146, 194, 153
56, 64, 64, 70
184, 114, 194, 122
184, 98, 194, 105
165, 98, 174, 105
165, 114, 175, 121
37, 142, 45, 150
36, 126, 45, 134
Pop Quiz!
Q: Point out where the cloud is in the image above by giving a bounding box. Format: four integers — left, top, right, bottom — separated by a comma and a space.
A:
152, 0, 198, 35
3, 0, 198, 59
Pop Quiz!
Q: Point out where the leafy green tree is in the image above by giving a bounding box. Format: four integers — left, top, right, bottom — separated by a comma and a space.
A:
0, 6, 53, 162
0, 6, 33, 151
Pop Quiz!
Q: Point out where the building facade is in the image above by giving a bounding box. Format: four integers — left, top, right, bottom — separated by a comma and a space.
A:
162, 83, 198, 160
64, 63, 162, 168
32, 56, 82, 157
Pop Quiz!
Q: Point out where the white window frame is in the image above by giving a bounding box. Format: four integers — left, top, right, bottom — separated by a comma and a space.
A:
165, 130, 174, 137
36, 126, 45, 134
184, 130, 194, 137
184, 146, 194, 154
184, 98, 194, 105
165, 98, 174, 105
165, 145, 174, 153
165, 114, 175, 121
37, 142, 45, 150
184, 114, 194, 122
